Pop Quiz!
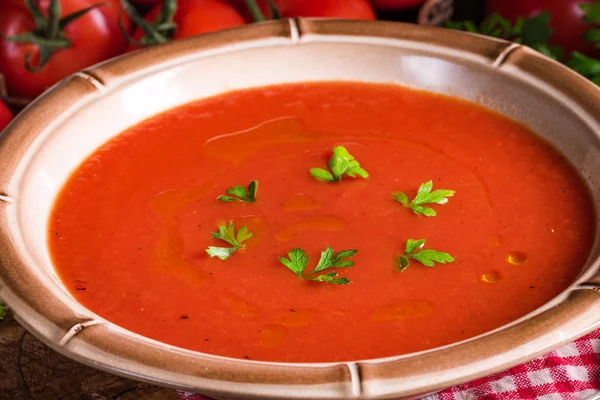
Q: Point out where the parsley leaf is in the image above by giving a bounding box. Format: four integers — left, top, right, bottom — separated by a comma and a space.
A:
310, 146, 369, 182
392, 181, 454, 217
520, 12, 552, 47
566, 51, 600, 85
445, 12, 563, 60
395, 239, 454, 272
567, 1, 600, 83
217, 180, 258, 202
312, 271, 350, 285
206, 221, 252, 260
0, 305, 6, 320
581, 1, 600, 25
581, 2, 600, 51
279, 246, 357, 284
279, 248, 309, 277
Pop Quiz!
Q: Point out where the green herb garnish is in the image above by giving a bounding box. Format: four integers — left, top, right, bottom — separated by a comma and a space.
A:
566, 52, 600, 85
0, 305, 6, 320
206, 221, 252, 260
279, 246, 357, 284
395, 239, 454, 272
392, 181, 454, 217
217, 180, 258, 203
568, 2, 600, 84
582, 1, 600, 43
445, 12, 563, 60
310, 146, 369, 182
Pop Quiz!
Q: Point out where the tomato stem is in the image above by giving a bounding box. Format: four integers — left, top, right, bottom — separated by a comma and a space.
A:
160, 0, 177, 25
24, 0, 47, 28
245, 0, 266, 22
266, 0, 281, 19
46, 0, 61, 39
119, 0, 178, 47
245, 0, 281, 22
4, 0, 106, 72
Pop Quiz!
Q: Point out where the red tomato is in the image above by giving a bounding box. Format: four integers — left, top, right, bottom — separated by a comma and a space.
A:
369, 0, 426, 11
129, 0, 245, 50
240, 0, 377, 22
0, 0, 129, 99
0, 100, 13, 133
129, 0, 161, 4
224, 0, 245, 12
100, 0, 133, 31
486, 0, 597, 57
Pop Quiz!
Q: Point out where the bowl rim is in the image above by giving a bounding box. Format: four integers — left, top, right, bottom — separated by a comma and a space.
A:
0, 18, 599, 400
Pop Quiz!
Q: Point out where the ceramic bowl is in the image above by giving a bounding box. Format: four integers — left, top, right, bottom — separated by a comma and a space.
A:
0, 19, 599, 400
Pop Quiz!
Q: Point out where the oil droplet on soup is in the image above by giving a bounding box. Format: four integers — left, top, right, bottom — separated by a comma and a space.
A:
259, 325, 288, 348
275, 214, 345, 242
276, 309, 315, 327
507, 251, 529, 265
372, 301, 436, 321
481, 270, 502, 283
488, 235, 505, 247
284, 193, 321, 212
226, 295, 260, 318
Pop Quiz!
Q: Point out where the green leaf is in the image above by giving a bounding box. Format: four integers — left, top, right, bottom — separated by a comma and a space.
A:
396, 239, 454, 272
313, 246, 335, 273
206, 246, 238, 260
409, 249, 455, 267
584, 28, 600, 45
521, 11, 552, 46
393, 181, 455, 217
413, 181, 455, 205
420, 206, 437, 217
313, 247, 358, 273
279, 248, 309, 277
480, 13, 516, 37
247, 180, 258, 198
395, 256, 410, 272
310, 146, 368, 183
445, 12, 564, 61
334, 249, 358, 260
226, 186, 249, 198
443, 20, 465, 30
207, 222, 252, 260
332, 260, 354, 268
581, 1, 600, 25
534, 44, 563, 61
391, 192, 408, 206
309, 168, 335, 182
278, 246, 357, 284
211, 222, 238, 247
0, 305, 6, 320
217, 180, 258, 202
236, 226, 253, 243
567, 52, 600, 77
405, 239, 426, 254
312, 272, 350, 285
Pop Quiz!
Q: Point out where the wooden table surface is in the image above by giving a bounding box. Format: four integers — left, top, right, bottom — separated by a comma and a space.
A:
0, 312, 181, 400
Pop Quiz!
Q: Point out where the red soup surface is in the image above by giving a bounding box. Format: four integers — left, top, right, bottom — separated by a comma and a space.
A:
49, 82, 595, 362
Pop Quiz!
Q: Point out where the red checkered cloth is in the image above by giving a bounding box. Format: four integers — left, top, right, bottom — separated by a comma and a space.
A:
178, 329, 600, 400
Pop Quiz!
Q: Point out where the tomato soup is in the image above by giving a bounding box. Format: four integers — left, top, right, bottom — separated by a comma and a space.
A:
48, 82, 595, 362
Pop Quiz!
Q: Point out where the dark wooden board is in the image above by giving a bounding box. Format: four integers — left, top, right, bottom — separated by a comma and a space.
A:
0, 313, 181, 400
